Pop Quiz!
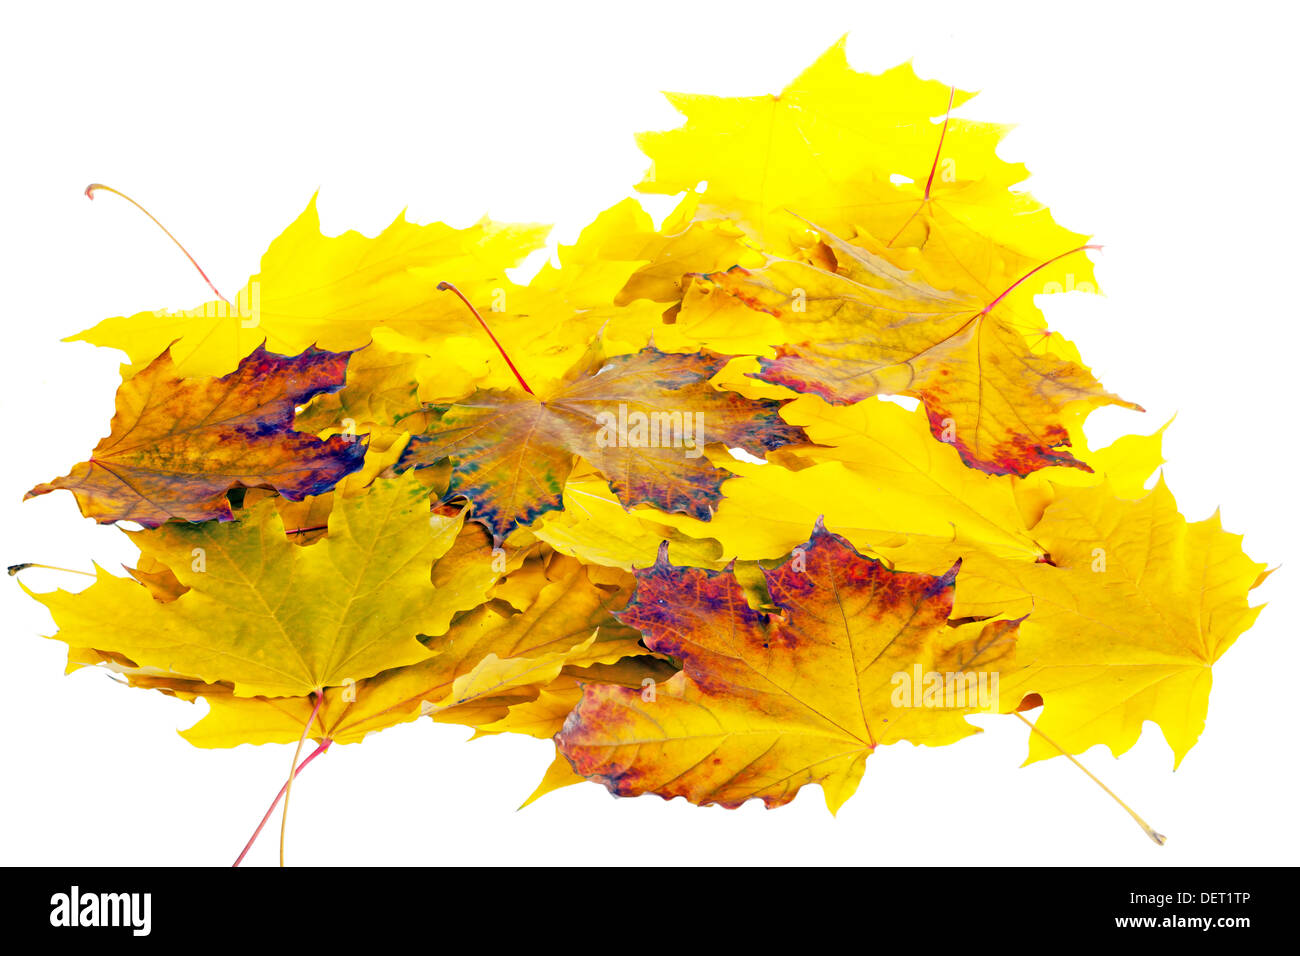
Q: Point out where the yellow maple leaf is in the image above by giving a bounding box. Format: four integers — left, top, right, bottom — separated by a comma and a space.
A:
71, 194, 549, 377
27, 473, 498, 698
636, 38, 1089, 281
903, 480, 1267, 765
643, 396, 1163, 569
525, 472, 729, 571
176, 554, 646, 746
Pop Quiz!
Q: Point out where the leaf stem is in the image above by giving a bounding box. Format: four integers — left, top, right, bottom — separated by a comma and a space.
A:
232, 734, 332, 867
437, 281, 534, 395
84, 183, 229, 303
922, 85, 956, 202
278, 690, 325, 867
1014, 711, 1166, 846
885, 86, 956, 248
7, 562, 96, 578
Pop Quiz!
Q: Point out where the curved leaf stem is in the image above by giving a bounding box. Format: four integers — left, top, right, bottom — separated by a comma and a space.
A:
84, 183, 229, 303
232, 733, 332, 867
278, 690, 325, 867
437, 280, 534, 394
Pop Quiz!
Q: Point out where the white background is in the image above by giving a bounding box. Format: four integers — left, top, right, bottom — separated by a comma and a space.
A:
2, 0, 1296, 866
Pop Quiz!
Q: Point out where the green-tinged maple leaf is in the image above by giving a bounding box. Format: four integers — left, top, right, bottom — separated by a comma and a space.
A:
25, 473, 498, 697
395, 345, 808, 542
171, 554, 648, 746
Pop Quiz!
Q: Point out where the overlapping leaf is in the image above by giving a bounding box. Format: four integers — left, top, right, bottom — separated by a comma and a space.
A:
684, 225, 1138, 475
905, 480, 1269, 765
556, 522, 1022, 811
28, 473, 495, 697
175, 553, 648, 746
71, 195, 549, 378
633, 38, 1095, 295
26, 344, 366, 526
642, 394, 1166, 568
15, 41, 1270, 842
396, 345, 808, 542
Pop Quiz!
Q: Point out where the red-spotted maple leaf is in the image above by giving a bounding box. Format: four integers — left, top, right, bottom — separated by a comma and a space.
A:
685, 225, 1138, 476
556, 520, 1021, 811
27, 344, 366, 526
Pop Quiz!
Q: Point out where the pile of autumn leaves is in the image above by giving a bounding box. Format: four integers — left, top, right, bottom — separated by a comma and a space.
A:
23, 43, 1267, 815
